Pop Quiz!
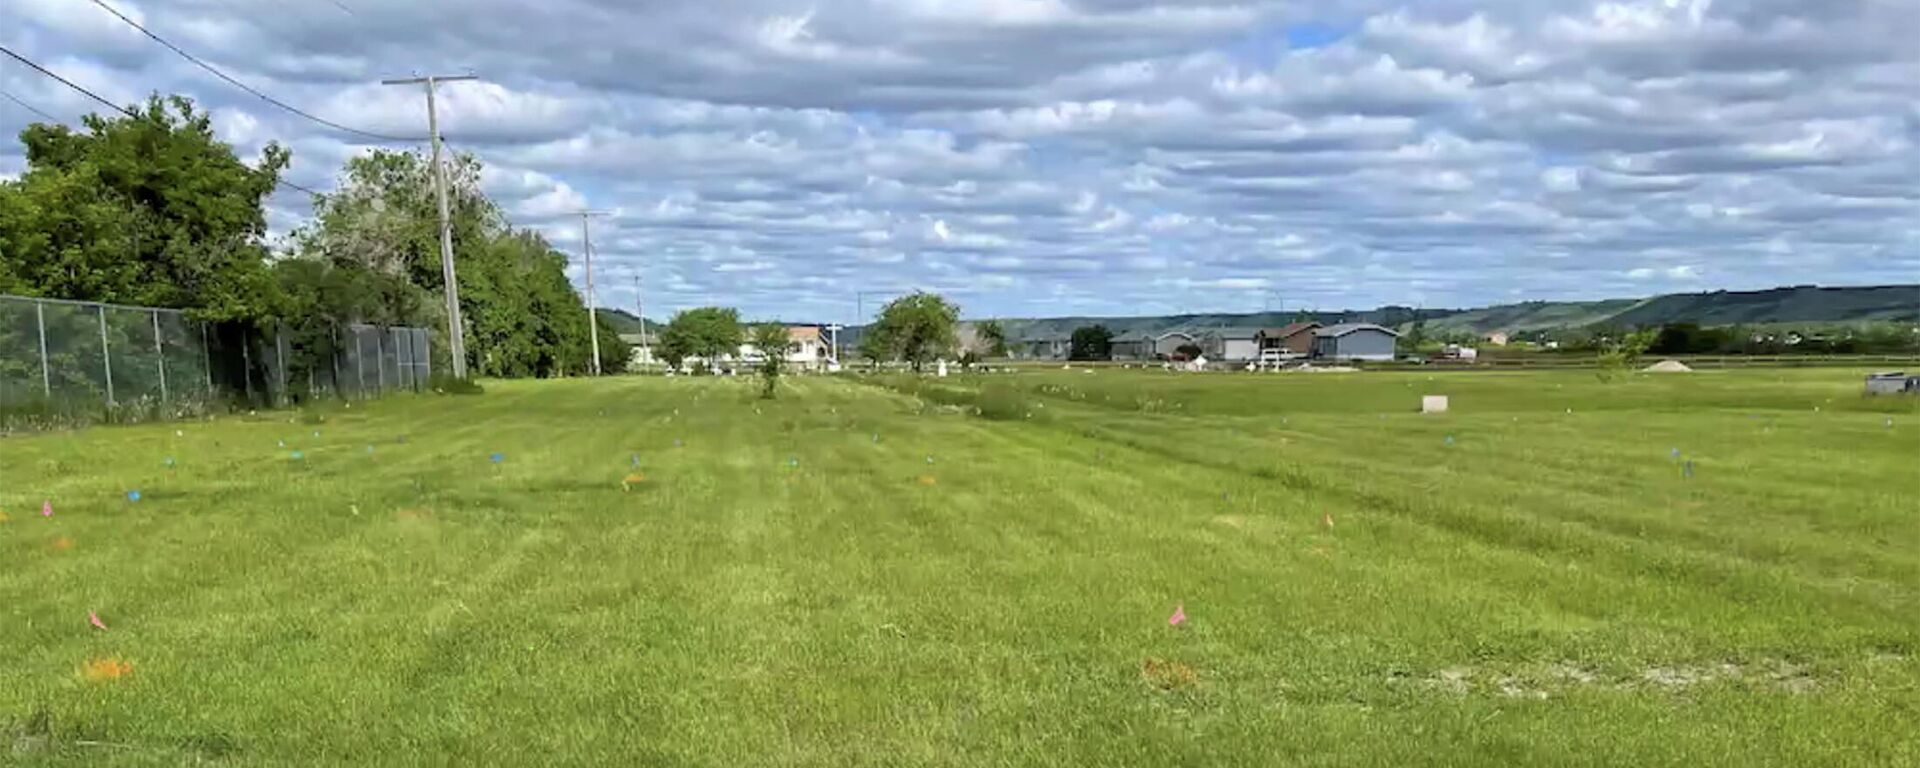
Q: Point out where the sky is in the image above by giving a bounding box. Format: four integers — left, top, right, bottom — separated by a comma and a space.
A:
2, 0, 1916, 322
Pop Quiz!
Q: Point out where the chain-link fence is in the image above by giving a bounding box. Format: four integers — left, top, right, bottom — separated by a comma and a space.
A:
1, 294, 431, 424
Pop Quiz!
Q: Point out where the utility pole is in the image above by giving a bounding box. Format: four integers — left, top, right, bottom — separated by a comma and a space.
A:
381, 73, 477, 379
632, 274, 649, 365
575, 210, 611, 375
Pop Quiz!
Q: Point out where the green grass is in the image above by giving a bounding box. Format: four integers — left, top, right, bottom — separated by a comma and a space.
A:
2, 369, 1917, 765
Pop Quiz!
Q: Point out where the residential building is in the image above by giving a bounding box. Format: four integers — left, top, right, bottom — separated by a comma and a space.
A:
1110, 330, 1153, 360
1310, 323, 1401, 361
619, 332, 658, 367
1255, 322, 1321, 356
1017, 332, 1071, 360
737, 325, 834, 370
1485, 330, 1511, 346
1153, 331, 1198, 359
1201, 327, 1262, 361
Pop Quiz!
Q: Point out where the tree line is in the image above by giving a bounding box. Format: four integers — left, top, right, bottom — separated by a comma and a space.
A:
652, 292, 969, 394
0, 95, 625, 385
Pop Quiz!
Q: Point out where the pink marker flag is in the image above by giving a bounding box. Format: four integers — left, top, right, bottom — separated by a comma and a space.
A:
42, 499, 52, 517
88, 610, 108, 631
1168, 603, 1187, 627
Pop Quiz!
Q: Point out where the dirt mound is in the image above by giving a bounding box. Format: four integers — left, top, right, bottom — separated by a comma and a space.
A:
1643, 359, 1693, 373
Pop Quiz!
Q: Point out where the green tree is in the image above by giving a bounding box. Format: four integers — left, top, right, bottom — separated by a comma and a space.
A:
867, 292, 959, 372
976, 319, 1009, 358
1597, 328, 1657, 381
1400, 320, 1428, 354
1069, 324, 1114, 361
749, 323, 789, 398
0, 95, 287, 320
296, 149, 604, 378
659, 307, 742, 374
856, 329, 888, 369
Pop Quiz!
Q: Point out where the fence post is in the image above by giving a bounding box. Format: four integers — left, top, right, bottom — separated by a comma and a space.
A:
330, 322, 343, 400
98, 305, 115, 406
241, 330, 255, 403
275, 322, 289, 406
36, 300, 50, 398
152, 309, 168, 404
356, 328, 368, 397
376, 327, 387, 394
201, 323, 213, 393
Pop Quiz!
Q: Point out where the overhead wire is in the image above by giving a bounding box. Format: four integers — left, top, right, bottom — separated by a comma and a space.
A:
0, 45, 137, 118
84, 0, 423, 143
0, 87, 61, 122
0, 44, 327, 199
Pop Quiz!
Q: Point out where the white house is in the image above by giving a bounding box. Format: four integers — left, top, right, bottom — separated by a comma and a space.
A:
738, 325, 834, 371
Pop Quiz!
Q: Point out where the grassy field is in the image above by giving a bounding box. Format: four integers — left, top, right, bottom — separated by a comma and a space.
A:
2, 368, 1916, 765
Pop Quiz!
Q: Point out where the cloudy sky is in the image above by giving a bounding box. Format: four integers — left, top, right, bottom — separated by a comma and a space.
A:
3, 0, 1915, 321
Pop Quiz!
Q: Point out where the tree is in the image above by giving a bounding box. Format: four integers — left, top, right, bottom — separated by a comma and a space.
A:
749, 323, 789, 398
1400, 320, 1428, 354
658, 307, 742, 374
1597, 328, 1657, 381
1174, 342, 1203, 360
976, 319, 1009, 358
296, 149, 604, 378
1069, 324, 1114, 361
856, 329, 889, 369
868, 292, 959, 372
0, 95, 287, 320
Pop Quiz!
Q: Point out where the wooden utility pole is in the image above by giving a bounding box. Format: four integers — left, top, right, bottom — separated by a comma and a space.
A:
576, 210, 612, 375
381, 73, 477, 378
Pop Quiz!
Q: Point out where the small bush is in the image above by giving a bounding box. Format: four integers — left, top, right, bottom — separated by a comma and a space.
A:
972, 383, 1033, 421
429, 375, 486, 395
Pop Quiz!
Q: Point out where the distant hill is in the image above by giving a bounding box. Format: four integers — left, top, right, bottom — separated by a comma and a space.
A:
955, 284, 1918, 341
599, 308, 658, 335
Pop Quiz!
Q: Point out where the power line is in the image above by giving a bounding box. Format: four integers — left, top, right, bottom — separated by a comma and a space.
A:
325, 0, 358, 17
0, 87, 60, 122
84, 0, 422, 143
0, 45, 136, 118
1, 45, 325, 200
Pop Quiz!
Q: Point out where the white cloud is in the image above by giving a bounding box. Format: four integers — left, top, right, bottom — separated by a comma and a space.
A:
2, 0, 1912, 318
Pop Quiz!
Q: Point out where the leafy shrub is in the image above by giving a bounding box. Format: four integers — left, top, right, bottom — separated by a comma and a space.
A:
429, 375, 486, 395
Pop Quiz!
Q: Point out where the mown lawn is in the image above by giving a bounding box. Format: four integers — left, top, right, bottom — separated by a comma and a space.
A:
2, 368, 1916, 765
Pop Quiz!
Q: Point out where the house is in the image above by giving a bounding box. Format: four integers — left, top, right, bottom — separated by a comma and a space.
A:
619, 332, 658, 367
1201, 327, 1262, 361
1485, 330, 1511, 346
1110, 330, 1154, 360
785, 325, 832, 370
1310, 323, 1401, 362
1153, 331, 1198, 359
1255, 322, 1321, 357
737, 325, 834, 371
1017, 332, 1071, 360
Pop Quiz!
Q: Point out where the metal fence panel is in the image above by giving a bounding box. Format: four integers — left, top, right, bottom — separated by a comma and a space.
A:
103, 305, 164, 405
0, 297, 44, 407
1, 293, 430, 420
40, 301, 109, 406
379, 327, 400, 392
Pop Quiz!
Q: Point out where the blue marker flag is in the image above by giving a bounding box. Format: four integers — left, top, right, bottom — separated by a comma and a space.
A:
490, 453, 505, 463
126, 490, 141, 502
291, 450, 304, 460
